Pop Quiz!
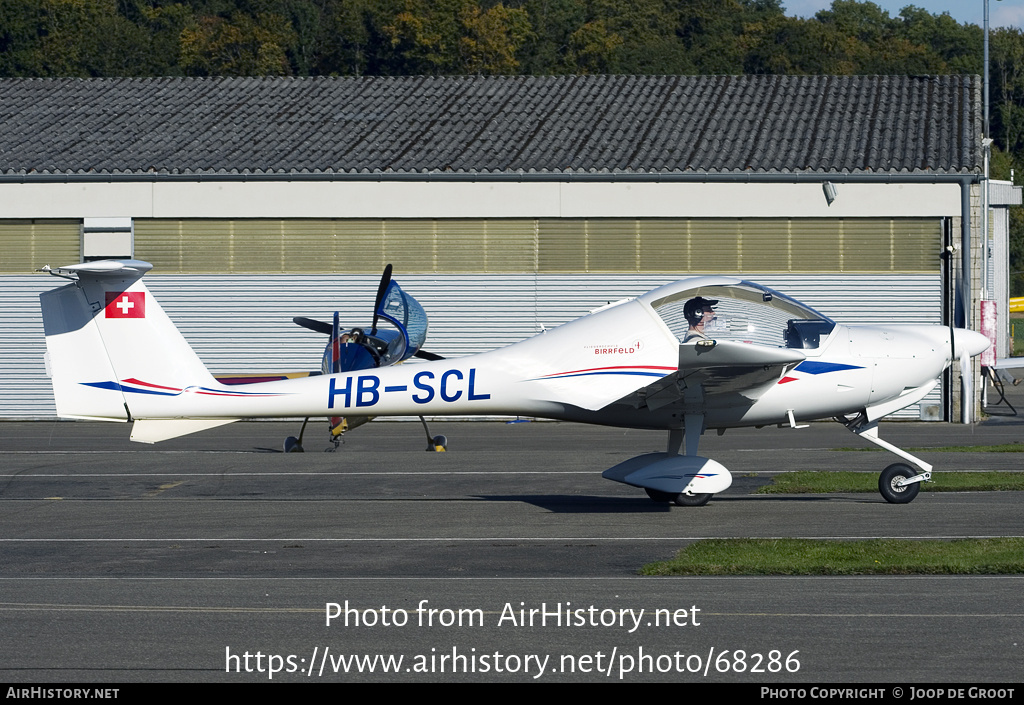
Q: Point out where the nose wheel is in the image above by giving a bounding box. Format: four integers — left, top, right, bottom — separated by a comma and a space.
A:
837, 415, 931, 504
878, 463, 922, 504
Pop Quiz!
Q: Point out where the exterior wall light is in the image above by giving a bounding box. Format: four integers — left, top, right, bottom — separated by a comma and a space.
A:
823, 181, 837, 206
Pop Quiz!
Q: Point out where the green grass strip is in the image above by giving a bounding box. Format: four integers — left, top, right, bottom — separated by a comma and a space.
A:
640, 538, 1024, 575
756, 471, 1024, 494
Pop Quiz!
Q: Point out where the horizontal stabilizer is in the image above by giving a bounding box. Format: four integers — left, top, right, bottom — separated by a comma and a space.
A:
42, 260, 153, 277
130, 418, 240, 443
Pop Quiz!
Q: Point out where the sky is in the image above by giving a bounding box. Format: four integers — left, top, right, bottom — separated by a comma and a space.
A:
783, 0, 1024, 29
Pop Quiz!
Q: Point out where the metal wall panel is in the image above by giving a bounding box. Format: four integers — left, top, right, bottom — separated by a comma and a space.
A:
135, 218, 940, 275
0, 221, 80, 274
0, 276, 60, 417
3, 272, 939, 419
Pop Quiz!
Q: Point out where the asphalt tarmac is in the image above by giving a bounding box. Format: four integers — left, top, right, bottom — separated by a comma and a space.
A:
1, 398, 1022, 683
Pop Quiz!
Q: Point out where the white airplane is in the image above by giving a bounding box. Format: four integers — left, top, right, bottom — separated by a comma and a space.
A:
39, 259, 989, 506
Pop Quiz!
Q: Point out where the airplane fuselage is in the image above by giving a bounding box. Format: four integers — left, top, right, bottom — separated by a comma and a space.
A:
41, 265, 987, 447
559, 322, 957, 430
40, 263, 990, 503
106, 317, 961, 433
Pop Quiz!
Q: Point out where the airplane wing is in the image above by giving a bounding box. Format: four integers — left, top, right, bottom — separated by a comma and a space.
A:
617, 340, 806, 411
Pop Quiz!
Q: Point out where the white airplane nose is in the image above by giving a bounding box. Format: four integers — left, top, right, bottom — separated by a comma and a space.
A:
953, 328, 990, 359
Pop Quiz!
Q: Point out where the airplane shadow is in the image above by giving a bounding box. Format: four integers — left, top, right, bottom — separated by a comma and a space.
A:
474, 495, 673, 513
473, 493, 863, 513
253, 445, 350, 453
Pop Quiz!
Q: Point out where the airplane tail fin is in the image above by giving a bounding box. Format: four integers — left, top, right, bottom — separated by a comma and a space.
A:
39, 260, 229, 438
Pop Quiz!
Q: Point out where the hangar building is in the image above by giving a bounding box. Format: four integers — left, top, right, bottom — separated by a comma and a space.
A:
0, 74, 1007, 421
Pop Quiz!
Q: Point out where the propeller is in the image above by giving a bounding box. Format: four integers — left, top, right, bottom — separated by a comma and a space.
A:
290, 264, 444, 360
292, 316, 333, 335
292, 264, 393, 336
332, 311, 340, 374
371, 263, 393, 336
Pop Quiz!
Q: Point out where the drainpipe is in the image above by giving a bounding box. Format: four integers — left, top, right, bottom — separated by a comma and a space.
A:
960, 175, 977, 423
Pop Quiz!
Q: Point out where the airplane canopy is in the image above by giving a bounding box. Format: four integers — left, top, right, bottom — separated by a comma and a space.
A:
376, 280, 429, 364
643, 278, 836, 350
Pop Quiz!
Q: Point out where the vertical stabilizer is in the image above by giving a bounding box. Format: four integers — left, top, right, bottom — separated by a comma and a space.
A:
40, 260, 217, 421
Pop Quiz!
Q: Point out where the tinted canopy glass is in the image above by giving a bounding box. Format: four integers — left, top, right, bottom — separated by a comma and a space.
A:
650, 281, 835, 349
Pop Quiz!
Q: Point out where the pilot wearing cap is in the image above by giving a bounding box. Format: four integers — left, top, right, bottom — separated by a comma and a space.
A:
682, 296, 718, 343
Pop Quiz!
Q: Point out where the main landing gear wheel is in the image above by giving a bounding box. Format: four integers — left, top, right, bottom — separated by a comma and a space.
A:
673, 492, 712, 507
283, 418, 310, 453
419, 416, 447, 452
878, 463, 921, 504
644, 488, 712, 506
644, 488, 674, 503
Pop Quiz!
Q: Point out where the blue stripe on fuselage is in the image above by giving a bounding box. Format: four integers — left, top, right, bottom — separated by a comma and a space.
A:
794, 361, 863, 375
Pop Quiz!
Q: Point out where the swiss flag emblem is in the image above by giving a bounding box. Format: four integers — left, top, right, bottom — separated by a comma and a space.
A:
105, 291, 145, 318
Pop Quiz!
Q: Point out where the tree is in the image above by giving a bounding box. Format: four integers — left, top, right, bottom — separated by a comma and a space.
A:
991, 28, 1024, 157
898, 4, 981, 74
0, 0, 46, 76
383, 0, 531, 74
179, 10, 297, 75
989, 31, 1024, 297
515, 0, 587, 74
459, 2, 533, 74
20, 0, 156, 77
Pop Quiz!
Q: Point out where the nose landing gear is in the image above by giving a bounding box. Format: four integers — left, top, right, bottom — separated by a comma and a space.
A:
837, 414, 932, 504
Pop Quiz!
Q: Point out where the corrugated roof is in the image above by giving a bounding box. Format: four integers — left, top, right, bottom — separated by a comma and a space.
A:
0, 74, 981, 177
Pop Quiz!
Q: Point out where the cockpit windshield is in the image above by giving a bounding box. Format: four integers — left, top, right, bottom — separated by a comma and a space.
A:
375, 280, 429, 364
650, 281, 835, 350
